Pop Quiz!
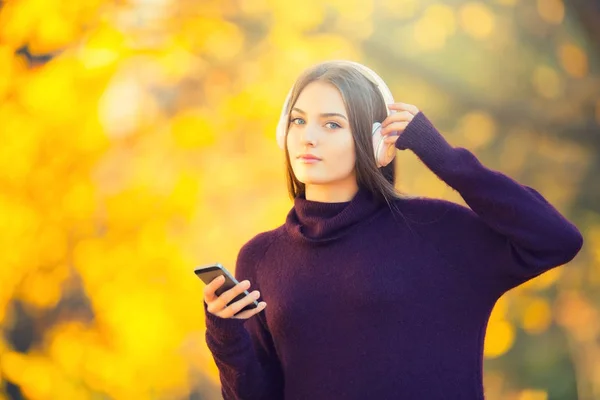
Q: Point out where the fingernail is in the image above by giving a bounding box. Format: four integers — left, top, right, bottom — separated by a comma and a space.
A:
253, 291, 260, 298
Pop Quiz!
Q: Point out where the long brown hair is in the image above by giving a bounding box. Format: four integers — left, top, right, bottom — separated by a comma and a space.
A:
283, 61, 414, 207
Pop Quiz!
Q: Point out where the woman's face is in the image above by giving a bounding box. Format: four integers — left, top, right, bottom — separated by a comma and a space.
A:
286, 81, 357, 191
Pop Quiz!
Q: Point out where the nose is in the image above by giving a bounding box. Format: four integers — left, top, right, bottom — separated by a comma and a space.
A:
300, 122, 319, 146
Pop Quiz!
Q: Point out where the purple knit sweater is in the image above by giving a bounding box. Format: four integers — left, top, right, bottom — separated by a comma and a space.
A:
203, 112, 583, 400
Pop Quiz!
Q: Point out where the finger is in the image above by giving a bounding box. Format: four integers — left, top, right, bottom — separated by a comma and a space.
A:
387, 103, 419, 115
203, 275, 225, 303
228, 291, 263, 318
220, 290, 262, 318
387, 102, 419, 115
383, 110, 413, 125
382, 111, 413, 129
232, 302, 268, 320
217, 280, 252, 310
381, 121, 409, 137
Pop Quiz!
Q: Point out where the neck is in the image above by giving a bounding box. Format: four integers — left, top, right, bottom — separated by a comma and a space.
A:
304, 183, 359, 203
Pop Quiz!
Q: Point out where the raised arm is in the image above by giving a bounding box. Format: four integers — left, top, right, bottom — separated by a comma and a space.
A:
394, 111, 583, 294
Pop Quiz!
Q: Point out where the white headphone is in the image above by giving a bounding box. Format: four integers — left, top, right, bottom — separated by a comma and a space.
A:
275, 60, 397, 168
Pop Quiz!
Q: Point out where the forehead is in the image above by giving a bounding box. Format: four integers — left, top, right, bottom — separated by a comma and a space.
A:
293, 81, 347, 113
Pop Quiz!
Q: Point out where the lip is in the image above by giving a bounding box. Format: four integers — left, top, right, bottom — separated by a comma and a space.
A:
297, 154, 322, 161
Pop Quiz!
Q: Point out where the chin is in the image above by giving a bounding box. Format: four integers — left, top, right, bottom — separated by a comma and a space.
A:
294, 173, 321, 185
295, 174, 339, 186
297, 177, 325, 185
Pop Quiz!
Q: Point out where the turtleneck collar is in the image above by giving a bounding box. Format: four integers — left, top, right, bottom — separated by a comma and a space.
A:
284, 186, 386, 243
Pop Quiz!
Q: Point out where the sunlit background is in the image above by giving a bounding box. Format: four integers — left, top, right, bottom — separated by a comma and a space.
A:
0, 0, 598, 399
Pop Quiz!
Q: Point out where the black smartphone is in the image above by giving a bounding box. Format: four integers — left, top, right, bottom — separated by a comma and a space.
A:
194, 263, 259, 314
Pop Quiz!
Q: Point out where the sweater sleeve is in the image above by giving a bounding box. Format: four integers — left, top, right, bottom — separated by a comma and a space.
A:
396, 112, 584, 294
204, 232, 284, 400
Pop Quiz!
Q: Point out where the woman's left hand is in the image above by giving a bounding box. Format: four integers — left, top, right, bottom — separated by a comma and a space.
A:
381, 103, 420, 144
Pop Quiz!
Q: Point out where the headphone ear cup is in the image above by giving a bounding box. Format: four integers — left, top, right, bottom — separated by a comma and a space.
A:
372, 122, 384, 167
372, 122, 396, 168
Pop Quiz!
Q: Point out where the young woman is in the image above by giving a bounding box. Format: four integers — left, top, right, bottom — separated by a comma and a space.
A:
202, 60, 583, 399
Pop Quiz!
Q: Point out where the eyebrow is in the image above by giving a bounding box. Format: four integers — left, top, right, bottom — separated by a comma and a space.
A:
291, 107, 348, 121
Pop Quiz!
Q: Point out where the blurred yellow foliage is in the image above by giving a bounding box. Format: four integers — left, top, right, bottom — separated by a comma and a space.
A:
519, 389, 548, 400
238, 0, 270, 16
490, 296, 509, 322
537, 0, 564, 25
198, 19, 244, 62
0, 45, 18, 97
532, 65, 563, 99
381, 0, 419, 20
522, 297, 552, 335
0, 0, 595, 399
414, 4, 456, 51
457, 111, 497, 150
484, 320, 516, 359
558, 43, 589, 78
459, 2, 495, 39
495, 0, 519, 6
484, 297, 515, 358
171, 109, 216, 148
556, 292, 600, 342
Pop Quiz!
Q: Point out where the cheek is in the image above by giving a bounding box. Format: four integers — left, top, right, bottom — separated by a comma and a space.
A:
338, 154, 356, 176
330, 134, 356, 168
286, 128, 299, 151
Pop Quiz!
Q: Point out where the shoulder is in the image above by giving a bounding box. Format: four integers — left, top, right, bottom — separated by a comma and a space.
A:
394, 195, 479, 225
235, 227, 284, 281
393, 195, 503, 246
237, 226, 284, 265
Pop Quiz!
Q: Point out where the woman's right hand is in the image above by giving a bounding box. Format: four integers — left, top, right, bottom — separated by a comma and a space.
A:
204, 275, 267, 319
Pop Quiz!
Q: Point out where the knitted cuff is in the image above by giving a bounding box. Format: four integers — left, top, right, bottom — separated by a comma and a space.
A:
395, 111, 455, 172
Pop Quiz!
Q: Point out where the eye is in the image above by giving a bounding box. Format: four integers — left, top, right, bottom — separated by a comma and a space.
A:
289, 117, 305, 125
325, 122, 341, 129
